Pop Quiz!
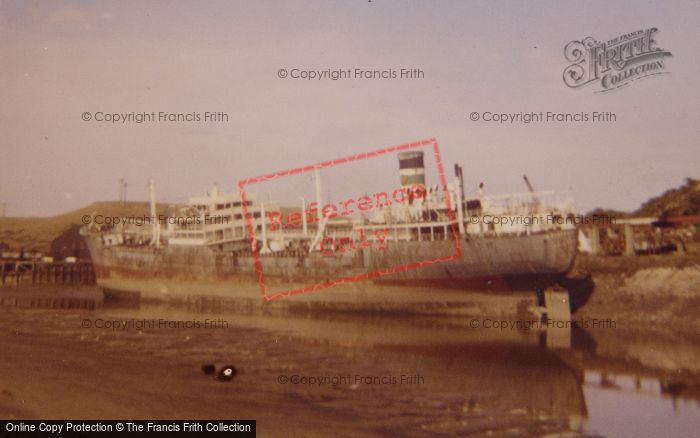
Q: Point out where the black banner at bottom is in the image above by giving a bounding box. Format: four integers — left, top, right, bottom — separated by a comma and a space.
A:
2, 420, 256, 436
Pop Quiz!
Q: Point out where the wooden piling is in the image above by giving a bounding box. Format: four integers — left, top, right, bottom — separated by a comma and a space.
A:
0, 261, 96, 286
624, 223, 635, 256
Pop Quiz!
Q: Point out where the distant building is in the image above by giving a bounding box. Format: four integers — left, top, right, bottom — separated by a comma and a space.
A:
50, 224, 89, 261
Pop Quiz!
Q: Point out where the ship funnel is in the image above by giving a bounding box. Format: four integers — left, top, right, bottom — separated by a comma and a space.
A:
398, 151, 425, 187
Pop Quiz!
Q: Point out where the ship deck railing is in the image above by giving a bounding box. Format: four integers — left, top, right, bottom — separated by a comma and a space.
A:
478, 190, 575, 216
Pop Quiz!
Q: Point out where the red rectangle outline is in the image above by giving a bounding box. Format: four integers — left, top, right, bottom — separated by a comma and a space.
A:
238, 138, 462, 301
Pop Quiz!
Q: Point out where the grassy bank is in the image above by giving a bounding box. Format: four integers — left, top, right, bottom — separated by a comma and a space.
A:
0, 201, 168, 254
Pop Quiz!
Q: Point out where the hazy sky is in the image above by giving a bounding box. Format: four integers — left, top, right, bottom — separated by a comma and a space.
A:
1, 0, 699, 216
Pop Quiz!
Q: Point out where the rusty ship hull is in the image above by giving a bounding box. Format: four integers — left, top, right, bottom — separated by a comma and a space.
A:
84, 227, 581, 313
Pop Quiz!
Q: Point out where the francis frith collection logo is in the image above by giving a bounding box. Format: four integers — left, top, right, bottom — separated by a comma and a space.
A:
563, 27, 672, 92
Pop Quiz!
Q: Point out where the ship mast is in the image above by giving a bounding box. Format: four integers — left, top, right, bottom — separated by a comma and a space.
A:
259, 200, 269, 254
149, 179, 160, 248
455, 164, 465, 235
314, 167, 322, 223
455, 175, 465, 235
309, 168, 326, 252
300, 197, 308, 236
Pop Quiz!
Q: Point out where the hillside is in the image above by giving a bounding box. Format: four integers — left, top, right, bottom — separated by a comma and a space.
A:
0, 202, 169, 254
0, 202, 330, 254
636, 178, 700, 217
587, 177, 700, 218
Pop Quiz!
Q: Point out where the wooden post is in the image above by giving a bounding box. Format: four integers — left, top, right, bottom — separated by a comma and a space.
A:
590, 226, 601, 255
624, 223, 635, 256
544, 286, 572, 349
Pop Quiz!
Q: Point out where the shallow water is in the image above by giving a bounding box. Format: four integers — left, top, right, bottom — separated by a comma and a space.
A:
1, 288, 699, 436
583, 371, 700, 438
104, 306, 700, 436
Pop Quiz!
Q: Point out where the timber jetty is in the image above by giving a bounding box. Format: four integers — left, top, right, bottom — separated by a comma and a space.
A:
1, 260, 95, 286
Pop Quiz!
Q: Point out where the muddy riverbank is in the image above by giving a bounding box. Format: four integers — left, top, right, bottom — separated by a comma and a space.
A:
575, 254, 700, 335
1, 306, 582, 436
1, 278, 699, 436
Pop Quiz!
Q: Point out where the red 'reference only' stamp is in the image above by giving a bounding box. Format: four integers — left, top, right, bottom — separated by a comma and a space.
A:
238, 138, 461, 301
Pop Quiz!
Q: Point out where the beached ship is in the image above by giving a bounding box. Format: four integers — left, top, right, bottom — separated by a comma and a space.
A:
82, 152, 585, 312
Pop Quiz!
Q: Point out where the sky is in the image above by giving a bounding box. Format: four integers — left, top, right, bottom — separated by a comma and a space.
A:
1, 0, 699, 216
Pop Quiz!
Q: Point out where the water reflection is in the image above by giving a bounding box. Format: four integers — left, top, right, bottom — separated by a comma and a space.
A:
2, 288, 699, 436
98, 299, 700, 436
583, 371, 700, 437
